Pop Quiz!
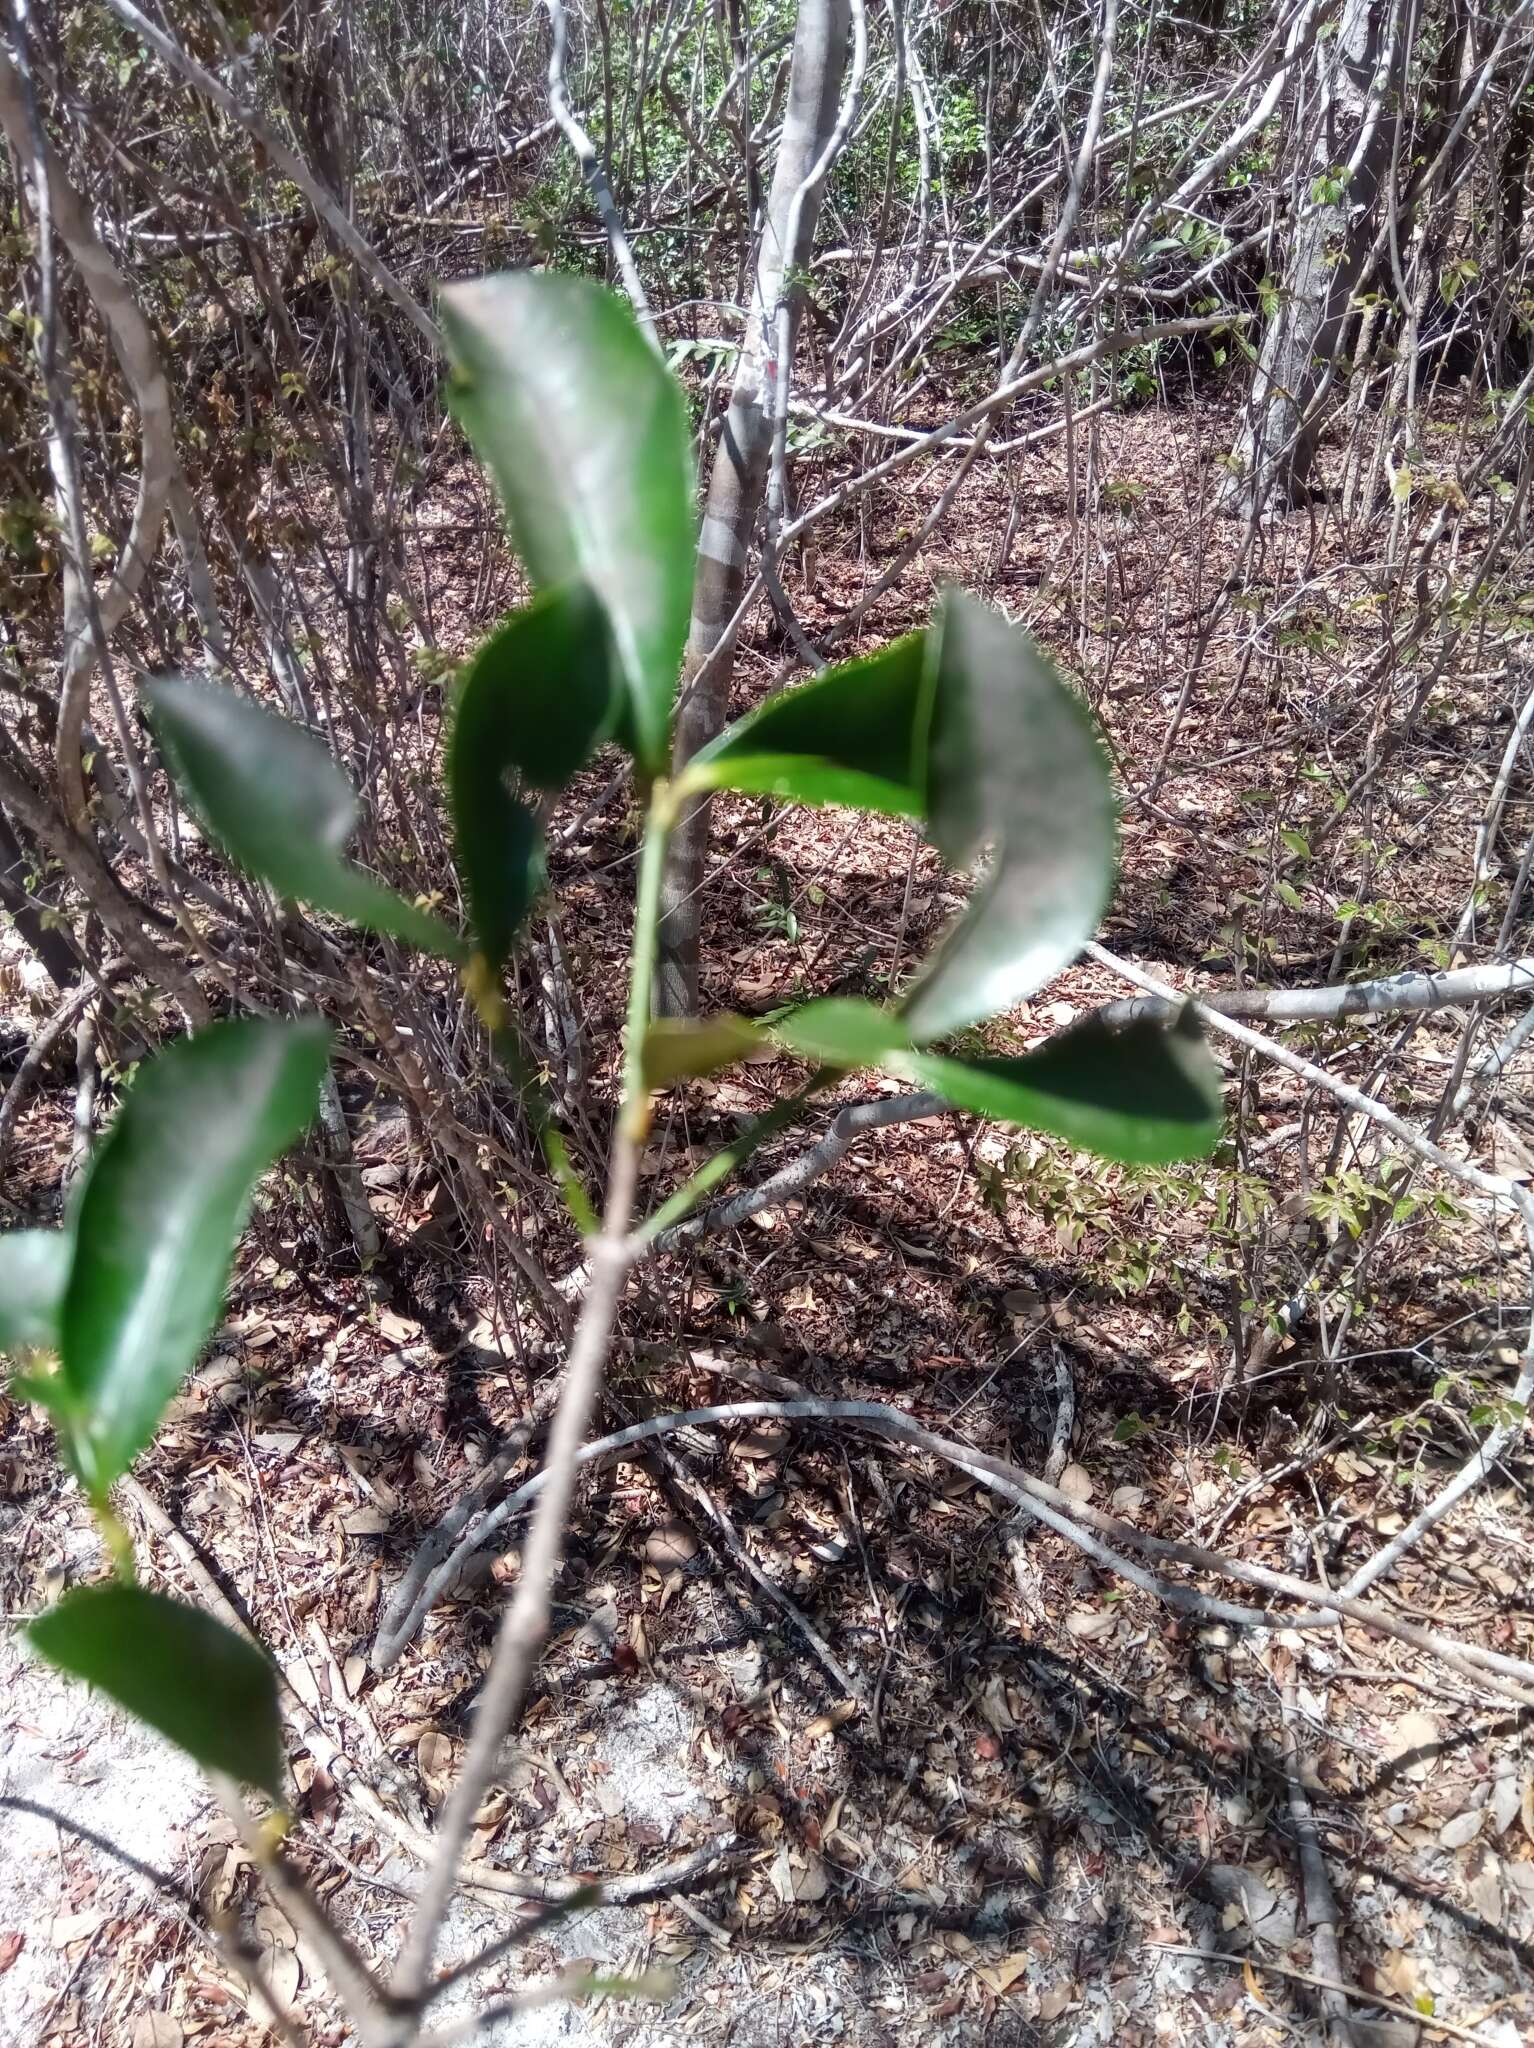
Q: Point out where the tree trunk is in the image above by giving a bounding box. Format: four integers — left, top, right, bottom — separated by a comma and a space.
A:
654, 0, 850, 1019
1224, 0, 1408, 514
0, 806, 83, 991
1494, 76, 1534, 380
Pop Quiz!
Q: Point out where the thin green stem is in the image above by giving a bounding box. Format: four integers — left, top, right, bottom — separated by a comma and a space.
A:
633, 1068, 830, 1247
390, 779, 676, 2021
621, 787, 672, 1135
95, 1497, 136, 1583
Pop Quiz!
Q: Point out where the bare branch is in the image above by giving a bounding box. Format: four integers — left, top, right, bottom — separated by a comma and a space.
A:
542, 0, 658, 345
1094, 956, 1534, 1029
99, 0, 439, 350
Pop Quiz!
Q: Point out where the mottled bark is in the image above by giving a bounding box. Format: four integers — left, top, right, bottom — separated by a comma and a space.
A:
1225, 0, 1408, 514
0, 806, 83, 991
655, 0, 851, 1018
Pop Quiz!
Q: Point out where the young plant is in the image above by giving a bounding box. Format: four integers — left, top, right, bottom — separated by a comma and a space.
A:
2, 270, 1222, 2030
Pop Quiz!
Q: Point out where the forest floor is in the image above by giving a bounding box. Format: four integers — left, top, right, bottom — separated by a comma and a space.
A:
3, 394, 1534, 2048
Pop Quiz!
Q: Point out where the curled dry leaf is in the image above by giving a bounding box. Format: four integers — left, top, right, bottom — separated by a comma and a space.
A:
1490, 1772, 1522, 1835
643, 1519, 700, 1570
980, 1952, 1031, 1996
1065, 1606, 1117, 1641
1038, 1983, 1075, 2021
734, 1426, 789, 1462
1057, 1461, 1094, 1503
416, 1729, 455, 1803
1439, 1808, 1485, 1851
804, 1699, 860, 1739
1466, 1857, 1503, 1928
130, 2019, 183, 2048
1384, 1710, 1440, 1781
51, 1909, 109, 1947
267, 1946, 302, 2008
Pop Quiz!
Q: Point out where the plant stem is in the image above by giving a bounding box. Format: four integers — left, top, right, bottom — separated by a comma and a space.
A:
623, 790, 671, 1132
95, 1497, 136, 1583
389, 785, 673, 2025
634, 1070, 829, 1246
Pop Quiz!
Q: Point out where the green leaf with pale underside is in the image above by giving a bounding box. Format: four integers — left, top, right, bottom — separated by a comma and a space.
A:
145, 677, 462, 957
641, 1013, 768, 1090
29, 1585, 284, 1804
640, 998, 914, 1091
769, 998, 914, 1068
683, 634, 929, 817
900, 593, 1117, 1041
441, 273, 694, 776
681, 594, 1117, 1042
892, 1009, 1223, 1163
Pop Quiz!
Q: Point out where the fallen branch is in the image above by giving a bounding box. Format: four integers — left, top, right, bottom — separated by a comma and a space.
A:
371, 1387, 560, 1672
633, 1410, 867, 1702
1453, 998, 1534, 1118
373, 1397, 1534, 1704
1094, 955, 1534, 1029
375, 1392, 1276, 1668
1006, 1347, 1075, 1614
1084, 942, 1521, 1201
121, 1463, 745, 1967
1091, 941, 1534, 1615
1335, 1349, 1534, 1607
1280, 1674, 1356, 2046
1146, 1944, 1496, 2047
645, 955, 1534, 1262
0, 1791, 309, 2048
418, 1839, 749, 2014
655, 1089, 945, 1245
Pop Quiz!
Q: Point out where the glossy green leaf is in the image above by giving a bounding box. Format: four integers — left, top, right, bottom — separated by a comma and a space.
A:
448, 583, 616, 968
641, 1013, 766, 1089
456, 582, 620, 793
459, 794, 542, 983
60, 1017, 329, 1495
769, 998, 913, 1069
441, 273, 694, 775
29, 1585, 283, 1803
899, 593, 1117, 1041
0, 1230, 70, 1358
892, 1008, 1223, 1164
683, 596, 1116, 1042
684, 633, 929, 817
144, 677, 462, 958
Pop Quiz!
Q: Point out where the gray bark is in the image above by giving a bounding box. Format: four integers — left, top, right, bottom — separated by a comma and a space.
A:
1095, 955, 1534, 1028
315, 1066, 384, 1267
0, 807, 84, 990
1226, 0, 1407, 513
655, 0, 851, 1018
